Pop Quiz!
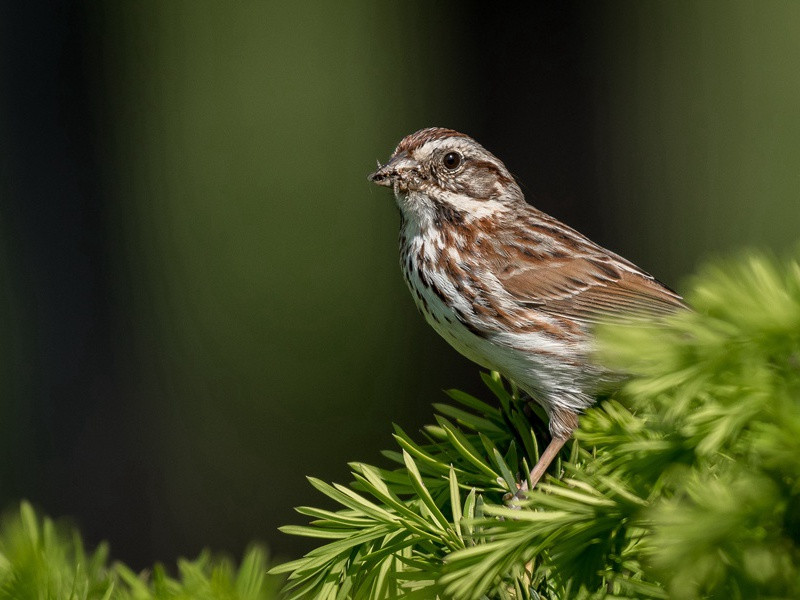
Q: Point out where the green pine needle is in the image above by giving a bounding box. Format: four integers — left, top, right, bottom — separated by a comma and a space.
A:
0, 502, 282, 599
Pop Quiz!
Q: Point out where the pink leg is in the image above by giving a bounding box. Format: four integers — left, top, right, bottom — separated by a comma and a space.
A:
515, 435, 568, 498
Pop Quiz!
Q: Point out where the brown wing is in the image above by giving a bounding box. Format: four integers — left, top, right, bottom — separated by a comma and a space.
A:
496, 255, 686, 323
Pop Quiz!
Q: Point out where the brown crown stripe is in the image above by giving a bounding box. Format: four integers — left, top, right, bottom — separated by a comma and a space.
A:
395, 128, 470, 155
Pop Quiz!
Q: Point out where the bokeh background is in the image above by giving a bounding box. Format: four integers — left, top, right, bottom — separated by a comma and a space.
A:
1, 1, 798, 569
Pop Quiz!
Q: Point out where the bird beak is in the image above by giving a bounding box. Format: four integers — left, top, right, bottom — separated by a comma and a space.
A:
368, 152, 419, 188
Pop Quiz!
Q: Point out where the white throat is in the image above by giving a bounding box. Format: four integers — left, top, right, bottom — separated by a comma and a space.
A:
395, 188, 509, 233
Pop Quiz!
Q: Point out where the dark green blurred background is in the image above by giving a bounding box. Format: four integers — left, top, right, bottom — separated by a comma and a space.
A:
1, 1, 798, 568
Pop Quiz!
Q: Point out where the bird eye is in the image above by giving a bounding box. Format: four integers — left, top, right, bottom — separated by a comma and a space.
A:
443, 152, 462, 170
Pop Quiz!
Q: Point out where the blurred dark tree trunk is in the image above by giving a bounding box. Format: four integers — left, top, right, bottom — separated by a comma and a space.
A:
0, 0, 151, 566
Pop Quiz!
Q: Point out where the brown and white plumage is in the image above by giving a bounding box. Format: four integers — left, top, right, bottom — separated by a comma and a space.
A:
370, 127, 685, 487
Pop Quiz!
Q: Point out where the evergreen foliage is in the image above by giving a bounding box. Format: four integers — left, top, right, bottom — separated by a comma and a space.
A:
2, 250, 798, 599
274, 250, 800, 599
0, 502, 282, 600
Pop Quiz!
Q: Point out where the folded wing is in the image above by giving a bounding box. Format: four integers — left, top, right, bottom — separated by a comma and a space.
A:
496, 255, 686, 323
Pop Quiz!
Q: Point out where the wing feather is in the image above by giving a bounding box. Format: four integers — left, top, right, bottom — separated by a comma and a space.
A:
496, 255, 685, 323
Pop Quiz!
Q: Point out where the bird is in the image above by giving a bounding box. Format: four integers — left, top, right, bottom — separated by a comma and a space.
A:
369, 127, 685, 490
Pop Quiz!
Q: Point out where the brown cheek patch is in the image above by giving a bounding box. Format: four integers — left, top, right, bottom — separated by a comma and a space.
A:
457, 161, 502, 200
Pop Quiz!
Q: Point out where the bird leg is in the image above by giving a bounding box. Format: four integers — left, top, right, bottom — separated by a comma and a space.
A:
514, 435, 568, 499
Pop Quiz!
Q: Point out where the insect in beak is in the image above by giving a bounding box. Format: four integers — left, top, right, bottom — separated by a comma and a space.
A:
368, 153, 420, 188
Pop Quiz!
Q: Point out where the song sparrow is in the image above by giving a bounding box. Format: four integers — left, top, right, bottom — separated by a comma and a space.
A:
369, 127, 685, 489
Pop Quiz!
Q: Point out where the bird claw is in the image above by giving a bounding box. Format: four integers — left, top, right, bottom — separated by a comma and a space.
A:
502, 479, 529, 508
